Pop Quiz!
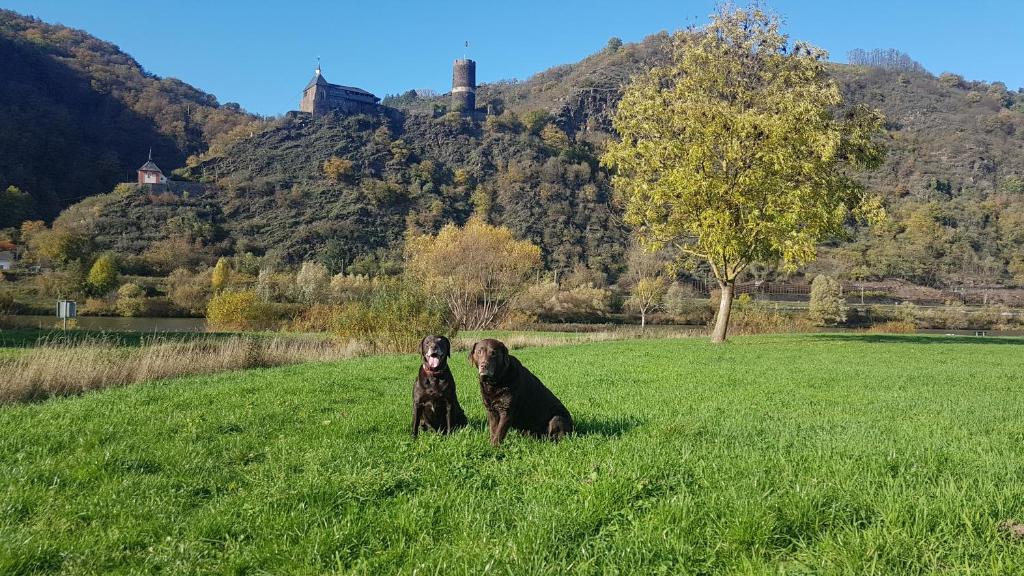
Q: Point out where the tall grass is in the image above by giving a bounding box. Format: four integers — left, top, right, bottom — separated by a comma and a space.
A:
0, 327, 701, 405
0, 336, 362, 404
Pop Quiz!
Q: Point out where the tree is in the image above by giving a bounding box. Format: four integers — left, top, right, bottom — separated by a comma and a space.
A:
211, 257, 232, 293
626, 277, 667, 329
522, 110, 552, 135
294, 261, 330, 305
0, 186, 35, 228
808, 274, 848, 326
602, 6, 885, 343
115, 283, 147, 317
405, 218, 542, 329
540, 124, 570, 149
86, 253, 119, 295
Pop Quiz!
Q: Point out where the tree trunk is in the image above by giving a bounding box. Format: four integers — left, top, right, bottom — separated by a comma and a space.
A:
711, 282, 734, 344
640, 310, 646, 330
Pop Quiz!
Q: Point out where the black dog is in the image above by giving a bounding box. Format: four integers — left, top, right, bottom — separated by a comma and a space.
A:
469, 338, 573, 446
412, 335, 468, 438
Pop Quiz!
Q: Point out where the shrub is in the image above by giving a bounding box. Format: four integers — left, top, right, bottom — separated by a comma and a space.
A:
663, 282, 713, 323
86, 253, 119, 296
289, 303, 346, 333
521, 110, 551, 135
116, 283, 148, 317
294, 261, 330, 305
255, 269, 295, 303
894, 302, 919, 325
168, 267, 212, 316
518, 281, 613, 323
206, 291, 281, 331
330, 273, 375, 303
405, 218, 541, 330
323, 156, 356, 182
809, 275, 848, 326
82, 297, 116, 316
334, 279, 454, 353
0, 291, 22, 315
728, 301, 813, 335
867, 320, 917, 334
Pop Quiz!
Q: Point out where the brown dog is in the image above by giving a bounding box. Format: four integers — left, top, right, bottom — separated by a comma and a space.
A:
412, 335, 468, 438
469, 338, 573, 446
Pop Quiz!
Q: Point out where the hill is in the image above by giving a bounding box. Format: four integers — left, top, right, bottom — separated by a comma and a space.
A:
0, 9, 256, 223
9, 25, 1024, 289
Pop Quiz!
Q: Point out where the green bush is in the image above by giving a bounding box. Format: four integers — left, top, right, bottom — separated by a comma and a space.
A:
809, 275, 848, 326
206, 291, 281, 331
333, 279, 454, 353
115, 283, 148, 317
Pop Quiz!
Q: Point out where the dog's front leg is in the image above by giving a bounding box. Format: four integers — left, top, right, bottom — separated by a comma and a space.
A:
445, 402, 453, 434
412, 403, 422, 439
486, 410, 498, 443
492, 413, 511, 446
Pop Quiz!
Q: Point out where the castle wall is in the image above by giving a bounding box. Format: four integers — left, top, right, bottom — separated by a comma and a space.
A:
302, 85, 379, 116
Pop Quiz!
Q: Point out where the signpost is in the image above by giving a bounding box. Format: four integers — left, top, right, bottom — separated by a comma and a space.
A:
57, 299, 77, 330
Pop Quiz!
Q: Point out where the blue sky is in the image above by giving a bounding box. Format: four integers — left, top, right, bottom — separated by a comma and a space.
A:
7, 1, 1023, 116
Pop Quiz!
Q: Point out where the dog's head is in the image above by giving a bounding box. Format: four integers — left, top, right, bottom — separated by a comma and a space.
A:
468, 338, 509, 380
420, 335, 451, 372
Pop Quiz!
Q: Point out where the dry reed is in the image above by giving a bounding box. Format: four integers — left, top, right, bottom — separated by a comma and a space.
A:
0, 336, 364, 404
1, 326, 702, 405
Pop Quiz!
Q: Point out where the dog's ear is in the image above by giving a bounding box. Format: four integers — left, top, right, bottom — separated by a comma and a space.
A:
467, 341, 477, 364
438, 336, 450, 356
496, 340, 509, 369
419, 336, 429, 357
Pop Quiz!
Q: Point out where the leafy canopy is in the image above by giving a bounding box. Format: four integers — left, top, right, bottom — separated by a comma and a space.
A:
405, 218, 542, 330
602, 5, 886, 285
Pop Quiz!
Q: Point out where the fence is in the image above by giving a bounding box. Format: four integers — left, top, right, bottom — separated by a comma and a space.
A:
681, 279, 1024, 307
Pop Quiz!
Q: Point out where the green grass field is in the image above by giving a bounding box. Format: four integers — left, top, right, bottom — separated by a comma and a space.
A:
3, 334, 1024, 574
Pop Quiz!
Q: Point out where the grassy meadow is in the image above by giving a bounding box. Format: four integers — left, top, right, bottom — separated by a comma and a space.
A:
2, 334, 1024, 574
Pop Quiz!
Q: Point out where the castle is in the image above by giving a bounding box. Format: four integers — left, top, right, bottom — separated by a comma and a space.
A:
299, 58, 478, 116
300, 65, 380, 116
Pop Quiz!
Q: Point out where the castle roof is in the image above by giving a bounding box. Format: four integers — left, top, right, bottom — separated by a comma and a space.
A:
304, 69, 377, 99
138, 160, 162, 173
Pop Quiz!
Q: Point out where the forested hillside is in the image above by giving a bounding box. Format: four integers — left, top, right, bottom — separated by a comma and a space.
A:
0, 10, 256, 223
5, 19, 1024, 289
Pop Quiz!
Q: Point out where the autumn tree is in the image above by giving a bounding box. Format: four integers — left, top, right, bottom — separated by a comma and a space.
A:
603, 5, 885, 343
211, 257, 232, 293
294, 261, 330, 305
405, 218, 542, 329
622, 243, 668, 329
626, 277, 667, 329
86, 253, 119, 295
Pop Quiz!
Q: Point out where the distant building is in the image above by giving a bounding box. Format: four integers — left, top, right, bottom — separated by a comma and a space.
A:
451, 58, 476, 113
300, 64, 380, 116
0, 251, 13, 271
137, 151, 167, 185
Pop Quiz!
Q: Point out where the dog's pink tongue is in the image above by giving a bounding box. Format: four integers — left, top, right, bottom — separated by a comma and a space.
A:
427, 357, 440, 369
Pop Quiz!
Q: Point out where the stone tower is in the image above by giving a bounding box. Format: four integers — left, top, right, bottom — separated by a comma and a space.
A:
451, 59, 476, 113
